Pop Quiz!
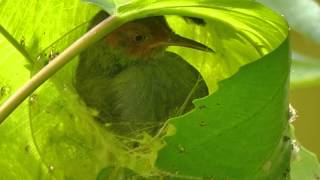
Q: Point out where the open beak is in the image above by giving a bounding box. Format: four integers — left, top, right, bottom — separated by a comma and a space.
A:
156, 33, 215, 53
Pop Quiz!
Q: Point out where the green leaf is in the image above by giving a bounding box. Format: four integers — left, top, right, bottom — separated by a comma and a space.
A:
0, 0, 99, 61
0, 32, 43, 180
157, 38, 291, 179
258, 0, 320, 43
85, 0, 256, 15
0, 0, 118, 179
291, 53, 320, 89
291, 147, 320, 180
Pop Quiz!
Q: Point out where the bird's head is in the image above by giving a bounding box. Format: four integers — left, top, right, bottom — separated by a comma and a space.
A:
104, 16, 213, 60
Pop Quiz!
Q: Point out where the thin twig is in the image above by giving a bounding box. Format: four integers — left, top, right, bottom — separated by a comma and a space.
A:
0, 15, 123, 123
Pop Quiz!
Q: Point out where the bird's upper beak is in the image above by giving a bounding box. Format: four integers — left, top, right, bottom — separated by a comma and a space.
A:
153, 33, 215, 53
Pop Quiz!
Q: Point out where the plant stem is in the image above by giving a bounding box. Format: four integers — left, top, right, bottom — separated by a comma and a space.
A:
0, 15, 123, 123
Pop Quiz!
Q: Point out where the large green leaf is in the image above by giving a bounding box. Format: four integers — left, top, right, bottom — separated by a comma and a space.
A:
0, 1, 114, 179
157, 38, 291, 179
0, 0, 294, 179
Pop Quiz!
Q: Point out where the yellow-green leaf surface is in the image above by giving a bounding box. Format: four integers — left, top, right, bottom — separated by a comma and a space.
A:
0, 1, 121, 179
0, 0, 296, 179
0, 32, 39, 179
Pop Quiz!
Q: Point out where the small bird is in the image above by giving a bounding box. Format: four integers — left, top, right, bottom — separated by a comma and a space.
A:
75, 11, 211, 136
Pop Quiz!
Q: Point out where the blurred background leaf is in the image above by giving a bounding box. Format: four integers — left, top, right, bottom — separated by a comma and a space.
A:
291, 53, 320, 88
258, 0, 320, 43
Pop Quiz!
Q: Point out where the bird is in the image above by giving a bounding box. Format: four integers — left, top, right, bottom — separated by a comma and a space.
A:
75, 11, 211, 137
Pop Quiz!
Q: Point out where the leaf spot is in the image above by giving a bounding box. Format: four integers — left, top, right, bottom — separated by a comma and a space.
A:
198, 105, 207, 109
200, 120, 208, 127
20, 36, 25, 48
48, 50, 59, 61
24, 145, 30, 153
63, 84, 68, 91
29, 94, 37, 105
177, 144, 185, 154
282, 135, 290, 142
0, 86, 10, 99
283, 168, 290, 178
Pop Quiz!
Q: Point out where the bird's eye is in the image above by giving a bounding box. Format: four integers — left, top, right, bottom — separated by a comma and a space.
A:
134, 34, 146, 42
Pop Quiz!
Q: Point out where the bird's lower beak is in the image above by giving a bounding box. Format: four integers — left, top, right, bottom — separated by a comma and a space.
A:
165, 33, 215, 53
